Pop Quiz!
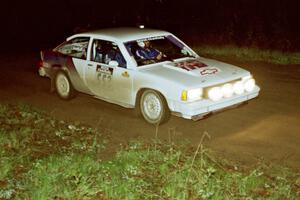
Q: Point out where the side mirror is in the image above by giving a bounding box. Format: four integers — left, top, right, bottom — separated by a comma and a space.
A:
108, 60, 119, 67
181, 47, 189, 55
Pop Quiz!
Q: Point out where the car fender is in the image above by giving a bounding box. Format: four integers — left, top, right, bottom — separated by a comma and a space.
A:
132, 74, 183, 111
49, 65, 70, 92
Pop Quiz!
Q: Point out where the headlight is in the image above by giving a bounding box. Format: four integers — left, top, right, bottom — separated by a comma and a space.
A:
233, 81, 244, 95
221, 83, 233, 98
208, 87, 222, 101
181, 88, 203, 101
244, 78, 255, 92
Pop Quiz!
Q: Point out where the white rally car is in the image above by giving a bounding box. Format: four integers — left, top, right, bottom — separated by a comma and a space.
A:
38, 28, 260, 124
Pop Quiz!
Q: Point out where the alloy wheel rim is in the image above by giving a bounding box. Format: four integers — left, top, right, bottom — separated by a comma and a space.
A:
56, 74, 70, 97
143, 93, 162, 120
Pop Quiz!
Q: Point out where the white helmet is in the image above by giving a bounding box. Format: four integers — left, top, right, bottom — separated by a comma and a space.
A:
137, 41, 145, 48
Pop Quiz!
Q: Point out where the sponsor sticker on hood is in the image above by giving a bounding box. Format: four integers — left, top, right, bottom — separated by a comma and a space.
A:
175, 59, 207, 71
173, 59, 221, 76
199, 67, 220, 76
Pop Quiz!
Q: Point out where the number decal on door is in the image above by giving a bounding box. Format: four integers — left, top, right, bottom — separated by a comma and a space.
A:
96, 65, 113, 82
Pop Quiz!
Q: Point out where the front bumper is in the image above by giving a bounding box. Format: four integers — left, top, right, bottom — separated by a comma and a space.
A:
171, 86, 260, 120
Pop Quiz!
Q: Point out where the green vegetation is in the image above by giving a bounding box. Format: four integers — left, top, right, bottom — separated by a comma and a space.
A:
0, 104, 300, 199
193, 45, 300, 65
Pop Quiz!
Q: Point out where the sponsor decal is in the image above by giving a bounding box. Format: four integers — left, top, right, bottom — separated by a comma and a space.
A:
175, 60, 207, 71
137, 36, 164, 43
96, 65, 113, 81
200, 67, 220, 75
121, 71, 130, 78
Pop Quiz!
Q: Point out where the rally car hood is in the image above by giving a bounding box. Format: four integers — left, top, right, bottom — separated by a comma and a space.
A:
140, 57, 250, 88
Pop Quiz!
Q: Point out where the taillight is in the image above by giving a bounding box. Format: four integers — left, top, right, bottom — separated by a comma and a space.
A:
37, 60, 43, 68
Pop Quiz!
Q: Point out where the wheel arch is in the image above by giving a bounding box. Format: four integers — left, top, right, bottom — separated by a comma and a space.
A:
53, 69, 76, 100
134, 87, 171, 109
50, 64, 70, 78
50, 65, 72, 93
135, 87, 171, 124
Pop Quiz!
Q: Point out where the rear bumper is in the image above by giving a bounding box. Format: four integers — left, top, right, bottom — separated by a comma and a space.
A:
171, 86, 260, 120
38, 65, 51, 78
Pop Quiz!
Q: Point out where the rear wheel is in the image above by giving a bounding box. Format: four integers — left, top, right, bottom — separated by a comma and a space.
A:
138, 89, 170, 125
54, 71, 76, 100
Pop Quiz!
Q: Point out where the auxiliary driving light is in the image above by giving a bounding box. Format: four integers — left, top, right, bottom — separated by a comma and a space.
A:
208, 87, 222, 101
233, 81, 244, 95
221, 83, 233, 98
244, 78, 255, 92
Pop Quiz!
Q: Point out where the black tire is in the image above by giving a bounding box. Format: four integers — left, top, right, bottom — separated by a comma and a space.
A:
137, 89, 170, 125
54, 71, 76, 100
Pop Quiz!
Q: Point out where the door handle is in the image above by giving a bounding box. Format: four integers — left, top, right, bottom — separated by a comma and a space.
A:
87, 64, 93, 67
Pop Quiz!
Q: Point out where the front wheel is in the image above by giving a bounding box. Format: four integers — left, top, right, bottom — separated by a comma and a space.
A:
54, 71, 76, 100
139, 90, 170, 125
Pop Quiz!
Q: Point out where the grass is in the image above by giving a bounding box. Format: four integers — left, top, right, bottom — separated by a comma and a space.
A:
0, 104, 106, 199
0, 103, 300, 199
193, 45, 300, 65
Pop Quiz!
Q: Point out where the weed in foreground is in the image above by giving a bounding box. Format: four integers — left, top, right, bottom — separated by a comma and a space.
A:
18, 140, 299, 199
0, 103, 106, 199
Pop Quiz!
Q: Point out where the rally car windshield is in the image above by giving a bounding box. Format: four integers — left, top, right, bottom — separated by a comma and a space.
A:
125, 35, 196, 66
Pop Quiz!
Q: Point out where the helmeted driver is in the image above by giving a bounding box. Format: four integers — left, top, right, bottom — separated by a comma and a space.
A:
136, 40, 163, 60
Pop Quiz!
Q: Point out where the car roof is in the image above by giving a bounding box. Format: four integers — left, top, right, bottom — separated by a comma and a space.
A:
69, 27, 171, 42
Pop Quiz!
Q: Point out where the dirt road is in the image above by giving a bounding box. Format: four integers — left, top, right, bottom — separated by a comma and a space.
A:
1, 52, 299, 169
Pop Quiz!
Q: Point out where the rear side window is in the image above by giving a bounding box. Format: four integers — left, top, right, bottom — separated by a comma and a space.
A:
56, 37, 90, 60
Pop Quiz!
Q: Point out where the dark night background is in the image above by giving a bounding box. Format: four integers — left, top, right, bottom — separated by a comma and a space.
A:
1, 0, 299, 53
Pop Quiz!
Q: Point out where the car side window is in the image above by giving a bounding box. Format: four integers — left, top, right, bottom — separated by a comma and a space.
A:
91, 39, 127, 68
56, 37, 90, 60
